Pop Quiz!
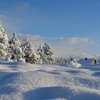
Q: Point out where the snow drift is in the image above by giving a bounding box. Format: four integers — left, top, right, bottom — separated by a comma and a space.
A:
66, 61, 81, 68
0, 61, 100, 100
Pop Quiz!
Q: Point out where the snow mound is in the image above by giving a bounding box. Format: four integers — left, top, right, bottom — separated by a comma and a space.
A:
66, 61, 81, 68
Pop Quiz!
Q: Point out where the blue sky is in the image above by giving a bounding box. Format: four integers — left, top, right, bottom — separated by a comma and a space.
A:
0, 0, 100, 58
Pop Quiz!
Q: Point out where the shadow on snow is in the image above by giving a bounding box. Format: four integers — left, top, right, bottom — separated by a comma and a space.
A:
23, 86, 100, 100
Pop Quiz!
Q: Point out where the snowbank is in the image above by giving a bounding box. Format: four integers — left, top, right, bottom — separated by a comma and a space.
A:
66, 61, 81, 68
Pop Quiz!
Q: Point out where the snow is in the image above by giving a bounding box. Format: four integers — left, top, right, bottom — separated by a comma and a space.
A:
0, 61, 100, 100
66, 61, 81, 68
78, 58, 95, 66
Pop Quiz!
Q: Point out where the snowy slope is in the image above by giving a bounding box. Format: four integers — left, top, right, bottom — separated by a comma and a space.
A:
0, 61, 100, 100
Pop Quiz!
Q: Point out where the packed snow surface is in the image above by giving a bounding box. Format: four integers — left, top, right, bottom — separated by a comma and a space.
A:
0, 61, 100, 100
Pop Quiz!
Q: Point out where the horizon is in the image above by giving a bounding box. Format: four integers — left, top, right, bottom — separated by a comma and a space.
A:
0, 0, 100, 58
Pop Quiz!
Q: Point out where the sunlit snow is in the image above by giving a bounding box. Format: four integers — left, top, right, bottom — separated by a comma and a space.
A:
0, 61, 100, 100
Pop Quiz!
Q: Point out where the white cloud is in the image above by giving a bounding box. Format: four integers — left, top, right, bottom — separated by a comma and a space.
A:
52, 46, 81, 58
7, 33, 44, 50
50, 37, 95, 46
67, 37, 89, 44
14, 2, 30, 12
48, 37, 99, 58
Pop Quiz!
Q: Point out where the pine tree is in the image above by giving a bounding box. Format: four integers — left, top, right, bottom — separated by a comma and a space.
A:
21, 37, 38, 64
69, 55, 77, 62
8, 32, 25, 62
43, 43, 55, 64
37, 44, 49, 64
0, 21, 9, 61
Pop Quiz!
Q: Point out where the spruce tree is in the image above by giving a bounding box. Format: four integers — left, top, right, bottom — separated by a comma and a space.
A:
21, 37, 38, 64
0, 21, 9, 61
37, 44, 49, 64
8, 32, 25, 62
43, 43, 55, 64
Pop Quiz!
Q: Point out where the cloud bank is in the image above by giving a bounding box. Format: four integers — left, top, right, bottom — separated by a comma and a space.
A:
48, 37, 96, 57
6, 33, 98, 58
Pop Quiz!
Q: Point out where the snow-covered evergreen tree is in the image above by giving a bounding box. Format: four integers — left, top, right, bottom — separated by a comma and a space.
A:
0, 21, 55, 64
37, 43, 55, 64
9, 32, 21, 47
21, 37, 38, 64
43, 43, 55, 64
37, 44, 49, 64
8, 32, 25, 62
0, 21, 9, 61
69, 56, 77, 62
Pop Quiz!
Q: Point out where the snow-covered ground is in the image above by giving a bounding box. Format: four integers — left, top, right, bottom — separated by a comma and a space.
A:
0, 61, 100, 100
